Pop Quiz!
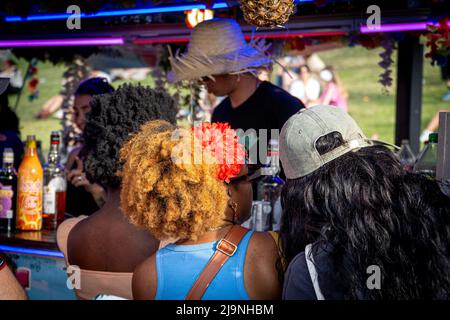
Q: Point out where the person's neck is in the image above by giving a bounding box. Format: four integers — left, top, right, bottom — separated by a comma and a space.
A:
228, 76, 261, 109
177, 222, 234, 245
103, 187, 121, 209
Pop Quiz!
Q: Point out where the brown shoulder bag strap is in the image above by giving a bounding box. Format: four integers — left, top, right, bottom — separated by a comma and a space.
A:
184, 225, 249, 300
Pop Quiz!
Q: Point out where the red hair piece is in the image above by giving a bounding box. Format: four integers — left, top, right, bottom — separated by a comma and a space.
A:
192, 122, 246, 183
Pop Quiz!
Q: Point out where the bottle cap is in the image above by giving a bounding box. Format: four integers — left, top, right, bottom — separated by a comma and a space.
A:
26, 135, 37, 149
2, 148, 14, 164
50, 131, 61, 145
429, 133, 438, 143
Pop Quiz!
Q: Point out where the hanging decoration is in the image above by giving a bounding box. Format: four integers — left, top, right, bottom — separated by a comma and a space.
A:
425, 17, 450, 66
282, 35, 345, 53
240, 0, 295, 28
378, 36, 396, 90
26, 59, 40, 101
350, 33, 383, 49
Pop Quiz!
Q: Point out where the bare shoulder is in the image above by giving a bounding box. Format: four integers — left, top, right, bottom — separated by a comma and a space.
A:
247, 231, 280, 263
67, 215, 93, 242
132, 254, 157, 300
56, 216, 86, 254
244, 231, 282, 300
66, 215, 97, 266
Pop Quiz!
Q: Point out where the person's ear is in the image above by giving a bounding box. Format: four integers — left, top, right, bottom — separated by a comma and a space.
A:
227, 185, 232, 198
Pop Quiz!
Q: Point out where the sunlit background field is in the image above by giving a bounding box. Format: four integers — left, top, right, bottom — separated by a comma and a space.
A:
8, 46, 448, 156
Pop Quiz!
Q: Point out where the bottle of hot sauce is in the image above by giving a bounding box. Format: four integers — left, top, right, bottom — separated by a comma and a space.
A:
16, 135, 43, 231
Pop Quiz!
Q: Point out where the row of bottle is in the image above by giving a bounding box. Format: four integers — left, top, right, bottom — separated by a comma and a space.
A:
0, 132, 66, 232
397, 133, 439, 177
242, 139, 284, 232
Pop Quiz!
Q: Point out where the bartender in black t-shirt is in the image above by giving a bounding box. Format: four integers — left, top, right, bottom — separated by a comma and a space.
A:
169, 18, 305, 167
210, 77, 304, 137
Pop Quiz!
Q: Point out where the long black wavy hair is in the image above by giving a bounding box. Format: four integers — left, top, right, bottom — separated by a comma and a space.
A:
280, 131, 450, 299
82, 83, 178, 189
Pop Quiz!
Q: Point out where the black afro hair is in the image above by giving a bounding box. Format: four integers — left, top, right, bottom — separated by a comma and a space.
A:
82, 83, 178, 189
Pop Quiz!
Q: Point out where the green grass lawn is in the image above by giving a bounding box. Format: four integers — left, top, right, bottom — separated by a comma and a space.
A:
8, 45, 449, 156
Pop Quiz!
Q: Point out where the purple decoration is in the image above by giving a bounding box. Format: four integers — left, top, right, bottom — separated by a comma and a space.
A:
361, 20, 450, 34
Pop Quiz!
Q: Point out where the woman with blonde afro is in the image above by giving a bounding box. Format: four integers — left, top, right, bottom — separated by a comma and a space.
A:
120, 120, 281, 300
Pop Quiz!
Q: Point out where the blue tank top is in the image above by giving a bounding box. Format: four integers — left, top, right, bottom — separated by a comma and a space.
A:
155, 230, 254, 300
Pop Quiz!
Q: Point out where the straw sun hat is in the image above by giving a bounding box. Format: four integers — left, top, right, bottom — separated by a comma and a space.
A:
169, 18, 272, 82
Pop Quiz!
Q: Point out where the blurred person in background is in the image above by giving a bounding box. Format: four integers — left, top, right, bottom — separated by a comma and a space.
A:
318, 67, 348, 112
289, 65, 321, 107
35, 70, 111, 120
420, 109, 449, 143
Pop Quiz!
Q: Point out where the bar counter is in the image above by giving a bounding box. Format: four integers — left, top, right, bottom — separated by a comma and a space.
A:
0, 229, 76, 300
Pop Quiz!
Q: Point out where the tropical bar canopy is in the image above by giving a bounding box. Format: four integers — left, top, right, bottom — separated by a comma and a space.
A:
0, 0, 449, 153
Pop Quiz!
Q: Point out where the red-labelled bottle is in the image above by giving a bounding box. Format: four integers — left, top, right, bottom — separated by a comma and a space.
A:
43, 131, 67, 230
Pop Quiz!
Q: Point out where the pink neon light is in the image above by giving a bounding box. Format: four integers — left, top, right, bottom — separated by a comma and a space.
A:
133, 31, 347, 44
0, 38, 124, 47
360, 21, 450, 34
245, 31, 347, 39
133, 37, 190, 44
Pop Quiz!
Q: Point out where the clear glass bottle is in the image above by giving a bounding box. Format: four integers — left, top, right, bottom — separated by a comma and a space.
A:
414, 133, 438, 178
43, 131, 67, 230
255, 139, 285, 231
0, 148, 17, 232
397, 139, 416, 172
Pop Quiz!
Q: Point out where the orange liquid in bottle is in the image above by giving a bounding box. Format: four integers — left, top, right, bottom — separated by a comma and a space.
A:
16, 136, 43, 231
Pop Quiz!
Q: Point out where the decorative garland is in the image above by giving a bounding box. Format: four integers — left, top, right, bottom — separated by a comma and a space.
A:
26, 59, 39, 101
425, 17, 450, 66
378, 36, 396, 90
